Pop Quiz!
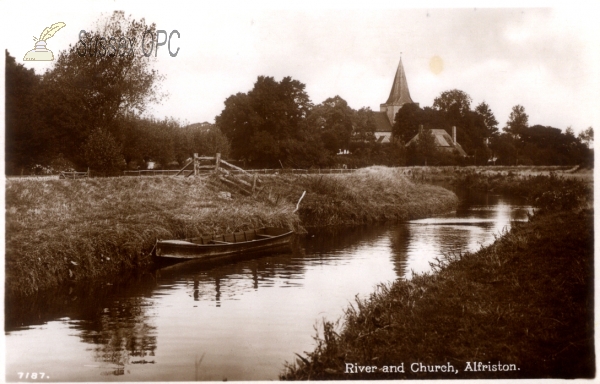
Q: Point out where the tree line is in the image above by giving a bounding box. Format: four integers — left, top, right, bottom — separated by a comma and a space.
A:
392, 89, 593, 166
5, 12, 230, 176
216, 81, 593, 168
5, 12, 594, 174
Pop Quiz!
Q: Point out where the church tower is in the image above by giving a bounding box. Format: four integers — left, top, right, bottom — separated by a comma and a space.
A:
380, 55, 415, 124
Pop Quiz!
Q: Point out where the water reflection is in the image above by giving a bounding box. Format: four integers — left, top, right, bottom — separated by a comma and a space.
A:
79, 295, 157, 375
5, 192, 531, 381
393, 193, 532, 278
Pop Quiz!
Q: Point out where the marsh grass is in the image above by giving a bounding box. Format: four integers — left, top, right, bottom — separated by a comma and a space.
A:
281, 178, 594, 380
403, 165, 593, 186
6, 167, 457, 296
5, 176, 298, 296
452, 171, 593, 212
269, 166, 458, 227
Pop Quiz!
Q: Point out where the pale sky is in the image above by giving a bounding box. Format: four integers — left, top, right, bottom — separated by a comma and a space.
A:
2, 1, 599, 135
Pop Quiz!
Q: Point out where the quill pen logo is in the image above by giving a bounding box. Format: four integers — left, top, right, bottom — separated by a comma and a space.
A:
23, 22, 66, 61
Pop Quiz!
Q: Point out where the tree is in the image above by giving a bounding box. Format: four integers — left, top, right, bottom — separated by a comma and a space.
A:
475, 101, 499, 136
39, 11, 164, 166
504, 105, 529, 138
489, 133, 517, 165
310, 95, 355, 154
5, 50, 43, 173
407, 129, 437, 165
432, 89, 472, 119
578, 127, 594, 148
393, 102, 425, 143
187, 123, 231, 159
216, 76, 323, 167
352, 107, 377, 142
83, 128, 125, 175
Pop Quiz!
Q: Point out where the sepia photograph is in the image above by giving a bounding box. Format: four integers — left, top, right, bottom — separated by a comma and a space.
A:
2, 2, 597, 382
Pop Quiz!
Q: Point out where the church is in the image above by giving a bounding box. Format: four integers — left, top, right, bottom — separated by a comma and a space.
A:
373, 57, 467, 157
373, 56, 415, 143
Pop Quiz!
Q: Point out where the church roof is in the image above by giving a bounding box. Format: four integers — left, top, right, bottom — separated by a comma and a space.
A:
384, 56, 414, 106
373, 112, 393, 132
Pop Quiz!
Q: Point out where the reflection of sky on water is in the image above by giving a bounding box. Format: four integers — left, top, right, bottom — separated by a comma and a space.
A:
398, 197, 533, 278
5, 193, 532, 381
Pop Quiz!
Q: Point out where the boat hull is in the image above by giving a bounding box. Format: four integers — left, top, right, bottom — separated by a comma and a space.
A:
154, 227, 293, 262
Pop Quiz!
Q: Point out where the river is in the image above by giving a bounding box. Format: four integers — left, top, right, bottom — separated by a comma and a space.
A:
4, 191, 532, 381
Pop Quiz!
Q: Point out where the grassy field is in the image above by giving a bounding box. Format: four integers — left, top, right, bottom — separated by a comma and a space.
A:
5, 167, 457, 296
281, 175, 594, 380
404, 164, 594, 185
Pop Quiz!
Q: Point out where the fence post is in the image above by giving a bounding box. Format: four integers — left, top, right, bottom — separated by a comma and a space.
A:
252, 173, 258, 192
215, 153, 221, 174
193, 153, 199, 176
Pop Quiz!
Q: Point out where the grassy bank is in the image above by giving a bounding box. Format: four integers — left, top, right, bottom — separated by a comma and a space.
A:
278, 167, 458, 227
280, 176, 594, 380
405, 164, 593, 186
5, 167, 457, 296
454, 171, 592, 211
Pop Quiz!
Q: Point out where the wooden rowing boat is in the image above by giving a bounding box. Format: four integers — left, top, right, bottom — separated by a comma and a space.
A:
153, 227, 293, 262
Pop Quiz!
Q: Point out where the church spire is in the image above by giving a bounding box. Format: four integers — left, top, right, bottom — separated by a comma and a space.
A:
385, 55, 413, 106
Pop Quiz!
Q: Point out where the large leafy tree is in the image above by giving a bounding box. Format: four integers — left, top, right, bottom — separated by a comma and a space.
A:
432, 89, 472, 121
352, 107, 377, 142
39, 11, 164, 166
216, 76, 326, 167
5, 51, 44, 172
310, 95, 355, 154
393, 102, 424, 143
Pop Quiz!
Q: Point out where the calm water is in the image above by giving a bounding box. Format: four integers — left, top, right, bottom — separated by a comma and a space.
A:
5, 192, 532, 381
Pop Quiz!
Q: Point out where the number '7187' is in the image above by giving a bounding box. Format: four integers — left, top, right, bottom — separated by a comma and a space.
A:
17, 372, 46, 379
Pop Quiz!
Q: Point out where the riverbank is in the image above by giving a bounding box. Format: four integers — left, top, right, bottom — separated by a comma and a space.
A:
5, 167, 457, 296
281, 176, 594, 380
405, 164, 593, 186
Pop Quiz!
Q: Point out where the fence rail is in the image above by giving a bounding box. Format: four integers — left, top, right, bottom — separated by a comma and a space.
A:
123, 167, 357, 177
59, 170, 90, 179
123, 169, 196, 177
7, 165, 357, 180
240, 168, 357, 175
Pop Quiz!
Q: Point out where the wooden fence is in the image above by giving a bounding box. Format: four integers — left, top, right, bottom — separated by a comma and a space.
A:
123, 169, 191, 177
240, 168, 356, 175
59, 170, 90, 179
167, 153, 262, 195
124, 155, 357, 179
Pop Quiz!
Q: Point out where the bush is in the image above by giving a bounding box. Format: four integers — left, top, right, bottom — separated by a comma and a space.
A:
82, 128, 125, 176
49, 153, 76, 173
